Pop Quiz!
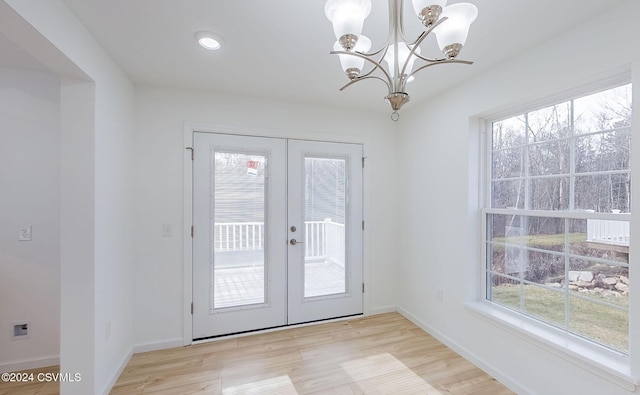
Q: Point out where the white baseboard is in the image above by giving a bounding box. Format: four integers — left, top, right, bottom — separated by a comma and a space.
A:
396, 306, 533, 395
368, 305, 397, 315
100, 339, 183, 394
133, 338, 184, 354
100, 348, 133, 395
0, 355, 59, 372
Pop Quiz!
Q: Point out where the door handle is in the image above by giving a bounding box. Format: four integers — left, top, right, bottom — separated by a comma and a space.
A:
289, 239, 304, 245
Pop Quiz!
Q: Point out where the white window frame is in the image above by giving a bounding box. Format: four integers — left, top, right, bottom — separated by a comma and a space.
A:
469, 74, 638, 390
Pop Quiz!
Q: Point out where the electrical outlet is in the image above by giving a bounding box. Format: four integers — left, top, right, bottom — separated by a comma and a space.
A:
19, 226, 32, 241
12, 322, 30, 340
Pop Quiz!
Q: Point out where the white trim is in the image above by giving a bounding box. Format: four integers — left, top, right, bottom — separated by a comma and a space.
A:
0, 355, 59, 372
133, 338, 185, 354
368, 305, 397, 315
192, 309, 397, 346
183, 126, 194, 346
396, 306, 533, 395
184, 122, 368, 146
361, 143, 370, 318
182, 122, 371, 346
483, 208, 632, 221
628, 67, 640, 379
477, 73, 634, 381
465, 301, 638, 391
474, 67, 631, 122
100, 348, 133, 395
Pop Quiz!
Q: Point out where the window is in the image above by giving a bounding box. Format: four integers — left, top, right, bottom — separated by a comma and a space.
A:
484, 83, 632, 354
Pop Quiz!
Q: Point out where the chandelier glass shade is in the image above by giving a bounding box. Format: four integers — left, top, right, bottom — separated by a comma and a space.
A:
325, 0, 478, 119
333, 36, 372, 79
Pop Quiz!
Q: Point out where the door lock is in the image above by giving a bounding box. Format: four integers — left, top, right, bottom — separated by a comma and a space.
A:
290, 226, 297, 232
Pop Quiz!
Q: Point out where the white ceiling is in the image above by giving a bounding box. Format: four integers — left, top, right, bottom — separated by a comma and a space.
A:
13, 0, 627, 113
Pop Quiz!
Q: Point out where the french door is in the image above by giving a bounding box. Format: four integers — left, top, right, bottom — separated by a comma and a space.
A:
192, 133, 363, 339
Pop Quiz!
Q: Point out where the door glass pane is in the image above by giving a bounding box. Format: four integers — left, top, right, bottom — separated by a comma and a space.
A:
212, 152, 266, 309
304, 157, 346, 297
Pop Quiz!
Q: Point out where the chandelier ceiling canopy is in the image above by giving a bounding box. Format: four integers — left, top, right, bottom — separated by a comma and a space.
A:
325, 0, 478, 120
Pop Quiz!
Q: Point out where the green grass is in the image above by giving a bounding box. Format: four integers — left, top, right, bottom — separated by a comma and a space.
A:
491, 284, 629, 353
491, 232, 587, 248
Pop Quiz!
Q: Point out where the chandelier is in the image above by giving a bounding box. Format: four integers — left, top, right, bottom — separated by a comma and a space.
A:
325, 0, 478, 120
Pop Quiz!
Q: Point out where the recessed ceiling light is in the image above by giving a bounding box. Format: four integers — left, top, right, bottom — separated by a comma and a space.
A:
195, 31, 223, 50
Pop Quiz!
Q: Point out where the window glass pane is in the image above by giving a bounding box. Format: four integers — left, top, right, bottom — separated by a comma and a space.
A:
569, 296, 628, 353
574, 84, 632, 134
492, 116, 526, 150
492, 147, 524, 179
529, 177, 570, 210
523, 285, 565, 327
304, 157, 346, 298
488, 215, 530, 276
567, 218, 588, 255
492, 180, 524, 209
502, 245, 526, 277
524, 251, 564, 287
576, 131, 630, 173
569, 219, 629, 263
568, 259, 629, 308
527, 102, 571, 143
213, 152, 266, 309
522, 216, 565, 253
528, 140, 570, 176
488, 214, 522, 242
487, 243, 506, 274
489, 274, 521, 310
574, 173, 630, 212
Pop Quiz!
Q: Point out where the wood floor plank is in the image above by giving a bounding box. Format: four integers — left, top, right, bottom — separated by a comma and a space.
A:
0, 313, 515, 394
0, 366, 60, 395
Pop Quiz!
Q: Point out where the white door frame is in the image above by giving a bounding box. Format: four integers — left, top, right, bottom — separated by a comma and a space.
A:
183, 123, 370, 345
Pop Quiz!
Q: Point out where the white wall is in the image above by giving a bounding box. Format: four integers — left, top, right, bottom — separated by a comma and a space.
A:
397, 1, 639, 394
2, 1, 136, 393
133, 87, 399, 347
0, 67, 60, 370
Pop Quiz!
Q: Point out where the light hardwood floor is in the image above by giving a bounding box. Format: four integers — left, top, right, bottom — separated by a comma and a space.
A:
1, 313, 514, 394
113, 313, 513, 394
0, 365, 59, 395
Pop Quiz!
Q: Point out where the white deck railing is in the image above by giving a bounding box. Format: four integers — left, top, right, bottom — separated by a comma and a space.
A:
214, 219, 345, 264
214, 222, 264, 251
587, 219, 630, 246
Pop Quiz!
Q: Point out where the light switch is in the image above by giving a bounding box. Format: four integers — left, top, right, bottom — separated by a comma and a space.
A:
19, 226, 32, 241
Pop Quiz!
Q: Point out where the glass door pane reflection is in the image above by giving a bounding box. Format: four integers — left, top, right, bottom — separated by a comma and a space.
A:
303, 157, 347, 298
212, 152, 266, 309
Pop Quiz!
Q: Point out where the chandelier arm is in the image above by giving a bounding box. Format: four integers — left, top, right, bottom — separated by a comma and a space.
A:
339, 75, 391, 92
406, 16, 447, 47
408, 31, 427, 51
400, 31, 428, 80
357, 49, 397, 84
356, 62, 380, 79
400, 15, 451, 86
360, 46, 388, 57
330, 50, 394, 88
406, 60, 473, 81
413, 53, 446, 63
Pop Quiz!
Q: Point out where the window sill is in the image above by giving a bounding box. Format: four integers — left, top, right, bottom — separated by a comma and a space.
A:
465, 301, 638, 391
